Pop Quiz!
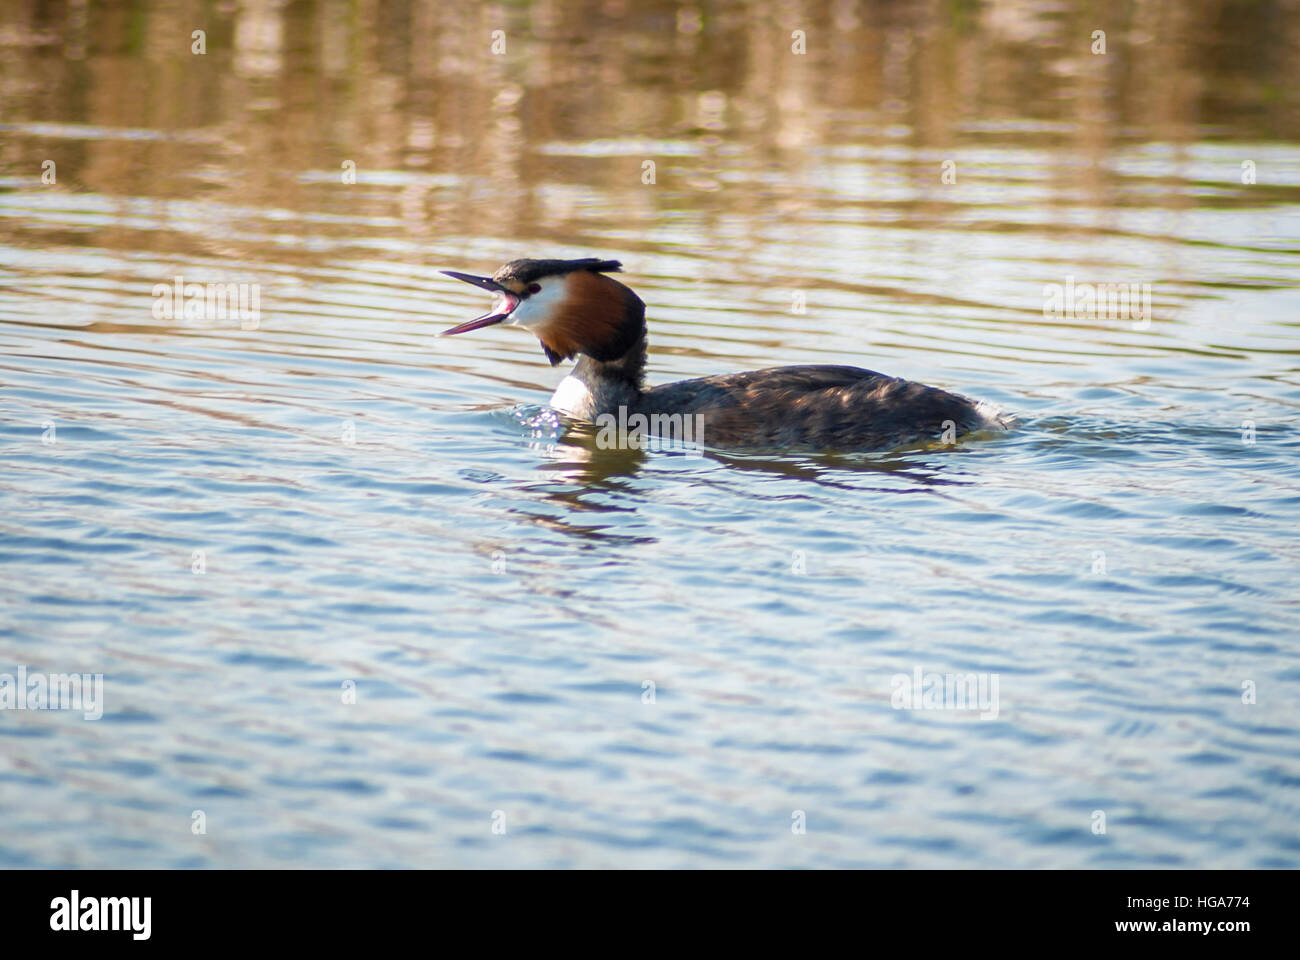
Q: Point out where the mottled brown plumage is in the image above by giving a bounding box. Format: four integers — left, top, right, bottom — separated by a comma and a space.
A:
638, 365, 1004, 450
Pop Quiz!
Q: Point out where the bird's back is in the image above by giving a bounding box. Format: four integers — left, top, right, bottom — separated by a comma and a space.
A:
636, 364, 1007, 451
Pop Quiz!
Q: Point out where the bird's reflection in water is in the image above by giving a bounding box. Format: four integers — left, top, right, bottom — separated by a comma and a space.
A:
521, 411, 978, 496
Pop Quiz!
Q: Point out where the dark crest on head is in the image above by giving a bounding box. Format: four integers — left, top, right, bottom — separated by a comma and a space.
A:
492, 258, 623, 286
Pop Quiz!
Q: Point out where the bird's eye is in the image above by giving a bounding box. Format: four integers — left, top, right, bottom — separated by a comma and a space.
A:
527, 283, 542, 294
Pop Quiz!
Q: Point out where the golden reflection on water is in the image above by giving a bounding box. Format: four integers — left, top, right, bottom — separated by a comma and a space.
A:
3, 0, 1297, 264
3, 0, 1299, 411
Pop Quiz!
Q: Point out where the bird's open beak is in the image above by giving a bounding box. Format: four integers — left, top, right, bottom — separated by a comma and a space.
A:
440, 270, 519, 335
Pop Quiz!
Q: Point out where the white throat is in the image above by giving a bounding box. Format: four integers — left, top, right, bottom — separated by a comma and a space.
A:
549, 374, 595, 420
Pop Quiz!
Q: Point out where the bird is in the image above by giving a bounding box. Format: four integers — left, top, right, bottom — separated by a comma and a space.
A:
441, 257, 1011, 451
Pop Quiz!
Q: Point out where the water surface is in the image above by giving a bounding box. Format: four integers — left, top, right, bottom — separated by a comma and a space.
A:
1, 0, 1299, 868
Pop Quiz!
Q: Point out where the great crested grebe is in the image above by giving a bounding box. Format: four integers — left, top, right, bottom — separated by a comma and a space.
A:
442, 258, 1010, 451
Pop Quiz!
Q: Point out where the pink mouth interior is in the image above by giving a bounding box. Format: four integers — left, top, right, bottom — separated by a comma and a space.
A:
441, 290, 522, 336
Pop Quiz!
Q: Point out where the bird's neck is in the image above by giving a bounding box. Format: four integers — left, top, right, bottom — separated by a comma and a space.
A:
552, 334, 647, 420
